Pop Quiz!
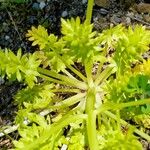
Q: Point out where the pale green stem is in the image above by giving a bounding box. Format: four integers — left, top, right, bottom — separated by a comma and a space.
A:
84, 59, 98, 150
63, 69, 77, 80
51, 88, 81, 93
116, 99, 150, 110
49, 93, 86, 110
45, 35, 87, 82
38, 67, 80, 83
38, 67, 87, 90
96, 99, 150, 114
85, 89, 98, 150
116, 110, 121, 131
39, 74, 69, 86
2, 132, 14, 141
86, 0, 94, 25
84, 59, 94, 87
134, 129, 150, 142
66, 64, 87, 82
94, 45, 109, 80
95, 66, 114, 86
104, 111, 150, 142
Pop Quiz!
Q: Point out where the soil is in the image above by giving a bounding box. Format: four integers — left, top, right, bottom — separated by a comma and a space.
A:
0, 0, 150, 149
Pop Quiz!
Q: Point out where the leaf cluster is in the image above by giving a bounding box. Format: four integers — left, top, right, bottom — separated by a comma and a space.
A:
0, 49, 41, 88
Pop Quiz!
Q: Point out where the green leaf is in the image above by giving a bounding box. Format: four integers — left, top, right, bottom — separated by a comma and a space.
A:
99, 24, 124, 48
61, 17, 101, 63
15, 82, 54, 107
13, 124, 52, 150
26, 25, 49, 50
0, 49, 41, 88
113, 25, 150, 74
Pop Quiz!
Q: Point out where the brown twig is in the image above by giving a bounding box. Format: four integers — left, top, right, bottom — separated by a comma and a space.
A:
6, 9, 27, 51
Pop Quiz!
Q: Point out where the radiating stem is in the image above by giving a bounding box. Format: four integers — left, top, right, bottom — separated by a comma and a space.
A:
63, 69, 77, 80
66, 64, 87, 82
116, 99, 150, 110
94, 45, 109, 80
95, 66, 114, 86
51, 88, 81, 93
84, 59, 94, 87
50, 93, 86, 109
39, 74, 69, 86
84, 58, 98, 150
38, 67, 87, 90
96, 99, 150, 114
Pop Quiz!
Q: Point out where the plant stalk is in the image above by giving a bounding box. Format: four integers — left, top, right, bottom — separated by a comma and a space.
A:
85, 59, 94, 87
63, 69, 77, 80
38, 67, 87, 90
96, 99, 150, 114
39, 74, 69, 86
50, 93, 86, 109
95, 66, 115, 86
67, 64, 87, 82
85, 88, 98, 150
51, 88, 80, 93
86, 0, 94, 24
